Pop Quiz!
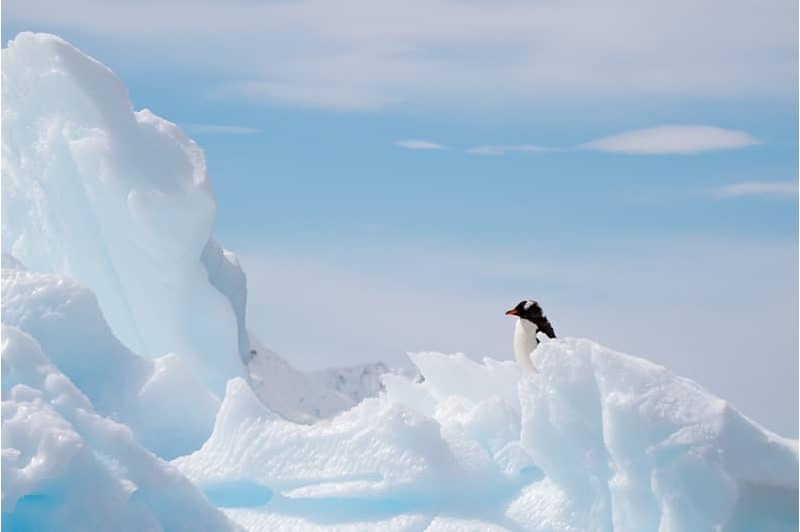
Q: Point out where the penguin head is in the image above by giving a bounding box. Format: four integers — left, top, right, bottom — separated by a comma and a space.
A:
505, 300, 544, 321
506, 300, 557, 339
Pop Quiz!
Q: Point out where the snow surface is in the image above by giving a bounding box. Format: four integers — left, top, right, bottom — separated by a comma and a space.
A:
1, 254, 219, 459
1, 325, 237, 531
175, 342, 799, 531
2, 32, 798, 531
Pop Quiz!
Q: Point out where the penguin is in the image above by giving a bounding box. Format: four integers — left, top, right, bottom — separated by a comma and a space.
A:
505, 300, 556, 373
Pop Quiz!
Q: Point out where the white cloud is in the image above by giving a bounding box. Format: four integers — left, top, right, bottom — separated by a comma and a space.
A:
580, 125, 762, 155
184, 123, 262, 135
215, 81, 399, 112
466, 145, 556, 156
5, 0, 796, 111
714, 181, 798, 198
394, 139, 446, 150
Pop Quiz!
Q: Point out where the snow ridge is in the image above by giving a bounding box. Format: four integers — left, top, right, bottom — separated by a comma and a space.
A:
247, 337, 412, 423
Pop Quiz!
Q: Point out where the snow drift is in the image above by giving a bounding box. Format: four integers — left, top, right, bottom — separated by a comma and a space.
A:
2, 32, 797, 531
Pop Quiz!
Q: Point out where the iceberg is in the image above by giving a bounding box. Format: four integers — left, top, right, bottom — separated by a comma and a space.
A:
2, 32, 797, 531
175, 342, 798, 531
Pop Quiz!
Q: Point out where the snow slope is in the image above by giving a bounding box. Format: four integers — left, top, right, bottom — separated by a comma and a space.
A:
2, 32, 798, 532
247, 337, 413, 423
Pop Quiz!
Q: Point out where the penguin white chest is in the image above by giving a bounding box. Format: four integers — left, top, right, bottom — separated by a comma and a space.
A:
514, 318, 539, 373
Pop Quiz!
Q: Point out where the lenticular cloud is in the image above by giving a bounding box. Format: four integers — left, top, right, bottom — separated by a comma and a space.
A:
581, 125, 761, 155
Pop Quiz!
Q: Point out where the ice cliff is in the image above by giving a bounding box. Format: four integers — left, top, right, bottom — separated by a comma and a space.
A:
2, 32, 244, 395
2, 32, 797, 531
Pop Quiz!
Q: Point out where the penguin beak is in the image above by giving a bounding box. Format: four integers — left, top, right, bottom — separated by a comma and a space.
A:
505, 308, 518, 316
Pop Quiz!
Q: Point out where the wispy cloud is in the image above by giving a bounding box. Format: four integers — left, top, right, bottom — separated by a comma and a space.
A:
466, 145, 556, 156
184, 123, 263, 135
397, 129, 763, 157
6, 0, 795, 112
215, 81, 398, 112
714, 181, 798, 198
394, 139, 446, 150
580, 125, 762, 155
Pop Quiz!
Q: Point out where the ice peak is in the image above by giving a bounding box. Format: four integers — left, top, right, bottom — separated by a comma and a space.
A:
2, 31, 243, 395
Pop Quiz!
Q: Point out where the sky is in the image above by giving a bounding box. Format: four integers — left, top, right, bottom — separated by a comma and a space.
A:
3, 0, 798, 436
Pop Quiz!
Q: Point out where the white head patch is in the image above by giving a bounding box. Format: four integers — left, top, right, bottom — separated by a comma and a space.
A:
524, 300, 534, 311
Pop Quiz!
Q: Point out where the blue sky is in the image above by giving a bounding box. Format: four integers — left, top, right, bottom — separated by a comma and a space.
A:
3, 0, 798, 435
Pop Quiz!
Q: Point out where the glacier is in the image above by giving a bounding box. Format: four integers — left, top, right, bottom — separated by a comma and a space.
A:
1, 32, 798, 531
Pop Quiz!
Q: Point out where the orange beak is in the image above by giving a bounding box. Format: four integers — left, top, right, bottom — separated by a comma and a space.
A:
505, 308, 518, 316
